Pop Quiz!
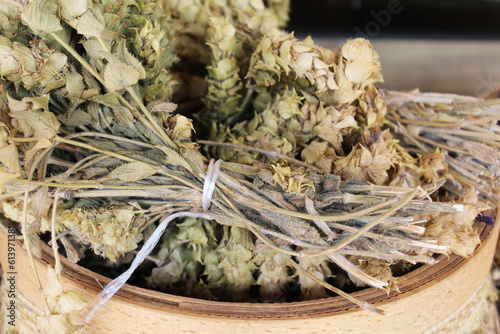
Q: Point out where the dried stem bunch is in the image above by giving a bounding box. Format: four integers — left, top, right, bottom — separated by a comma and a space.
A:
0, 0, 498, 330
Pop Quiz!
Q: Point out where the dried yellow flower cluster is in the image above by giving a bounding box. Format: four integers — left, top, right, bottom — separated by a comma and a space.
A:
56, 204, 146, 262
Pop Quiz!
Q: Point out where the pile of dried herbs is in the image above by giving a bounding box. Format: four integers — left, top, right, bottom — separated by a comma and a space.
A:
0, 0, 499, 330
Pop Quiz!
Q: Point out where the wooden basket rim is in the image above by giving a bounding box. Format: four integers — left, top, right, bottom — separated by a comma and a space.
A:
29, 221, 494, 319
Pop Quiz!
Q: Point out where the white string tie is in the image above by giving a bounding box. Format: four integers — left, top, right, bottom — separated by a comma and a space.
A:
202, 159, 221, 211
85, 159, 222, 323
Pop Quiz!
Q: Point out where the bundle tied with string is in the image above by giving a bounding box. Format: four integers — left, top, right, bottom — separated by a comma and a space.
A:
0, 0, 499, 332
85, 159, 221, 322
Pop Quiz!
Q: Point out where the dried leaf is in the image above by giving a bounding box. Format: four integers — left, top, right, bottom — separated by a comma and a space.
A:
118, 41, 146, 80
183, 147, 206, 175
157, 146, 193, 173
67, 11, 104, 39
10, 110, 60, 138
90, 92, 122, 108
25, 138, 53, 172
0, 37, 12, 61
103, 55, 140, 91
301, 140, 328, 164
43, 266, 63, 305
12, 43, 37, 72
0, 167, 19, 194
1, 56, 21, 83
341, 38, 374, 63
40, 266, 86, 331
7, 94, 50, 113
30, 186, 50, 224
81, 38, 106, 71
21, 0, 62, 34
107, 162, 157, 182
261, 209, 321, 244
111, 106, 134, 126
65, 72, 85, 99
39, 53, 67, 87
59, 109, 93, 127
147, 101, 177, 114
345, 60, 379, 84
463, 141, 500, 164
0, 142, 21, 173
56, 290, 87, 314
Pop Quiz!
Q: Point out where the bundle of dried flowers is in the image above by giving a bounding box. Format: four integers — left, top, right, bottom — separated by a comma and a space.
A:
0, 0, 498, 331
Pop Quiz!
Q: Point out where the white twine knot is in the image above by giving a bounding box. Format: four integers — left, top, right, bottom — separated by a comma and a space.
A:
202, 159, 221, 211
85, 159, 223, 323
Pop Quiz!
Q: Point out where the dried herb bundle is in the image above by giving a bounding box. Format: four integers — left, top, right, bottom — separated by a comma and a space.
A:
0, 0, 499, 331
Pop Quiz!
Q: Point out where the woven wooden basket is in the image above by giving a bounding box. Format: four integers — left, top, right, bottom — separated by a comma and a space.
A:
1, 213, 499, 334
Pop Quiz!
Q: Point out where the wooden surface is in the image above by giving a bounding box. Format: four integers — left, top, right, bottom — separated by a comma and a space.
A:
1, 214, 499, 333
312, 38, 500, 97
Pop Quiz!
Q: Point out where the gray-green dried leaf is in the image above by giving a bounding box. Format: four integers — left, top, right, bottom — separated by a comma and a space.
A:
39, 53, 68, 87
157, 146, 193, 173
107, 162, 157, 182
11, 110, 60, 139
65, 73, 85, 99
117, 41, 146, 81
59, 109, 93, 127
67, 11, 104, 39
21, 0, 62, 34
103, 56, 140, 91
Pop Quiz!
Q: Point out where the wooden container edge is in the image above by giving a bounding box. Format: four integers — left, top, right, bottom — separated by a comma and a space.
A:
1, 214, 499, 333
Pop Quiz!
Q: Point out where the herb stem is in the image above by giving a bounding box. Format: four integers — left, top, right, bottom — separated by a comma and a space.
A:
50, 188, 62, 278
126, 87, 178, 150
301, 188, 420, 257
50, 32, 176, 149
198, 139, 315, 170
65, 132, 156, 148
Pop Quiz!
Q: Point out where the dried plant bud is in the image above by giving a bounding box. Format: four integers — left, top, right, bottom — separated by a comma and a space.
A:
1, 0, 497, 310
0, 3, 29, 40
335, 127, 400, 185
358, 85, 387, 128
348, 256, 399, 293
247, 30, 337, 93
200, 226, 255, 300
203, 16, 244, 125
297, 256, 331, 300
423, 189, 489, 257
176, 218, 217, 262
59, 0, 88, 21
56, 204, 146, 262
0, 37, 68, 92
37, 266, 87, 333
417, 150, 448, 184
267, 0, 291, 27
170, 114, 194, 141
272, 164, 314, 195
321, 38, 383, 106
254, 245, 292, 301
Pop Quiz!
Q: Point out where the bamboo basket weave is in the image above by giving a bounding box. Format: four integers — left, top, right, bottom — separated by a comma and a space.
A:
1, 214, 499, 334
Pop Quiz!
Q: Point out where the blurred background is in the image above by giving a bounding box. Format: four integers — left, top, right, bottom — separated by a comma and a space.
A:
288, 0, 500, 96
